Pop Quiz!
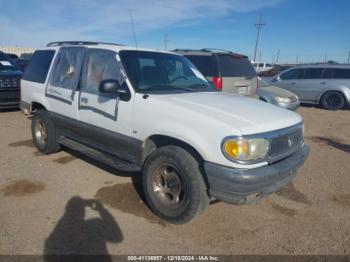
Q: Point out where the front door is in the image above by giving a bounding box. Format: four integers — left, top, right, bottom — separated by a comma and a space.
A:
78, 48, 135, 161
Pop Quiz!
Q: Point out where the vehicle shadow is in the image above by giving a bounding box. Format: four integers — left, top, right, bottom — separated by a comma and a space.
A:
44, 196, 123, 261
309, 136, 350, 154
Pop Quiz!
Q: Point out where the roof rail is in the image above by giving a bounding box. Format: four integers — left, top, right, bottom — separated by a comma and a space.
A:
200, 48, 233, 54
46, 41, 124, 47
172, 49, 210, 53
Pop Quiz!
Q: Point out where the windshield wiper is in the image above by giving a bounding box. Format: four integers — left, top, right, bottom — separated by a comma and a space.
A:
143, 85, 196, 92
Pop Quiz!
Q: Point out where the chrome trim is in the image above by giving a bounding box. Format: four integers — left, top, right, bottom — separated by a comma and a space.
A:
221, 122, 304, 165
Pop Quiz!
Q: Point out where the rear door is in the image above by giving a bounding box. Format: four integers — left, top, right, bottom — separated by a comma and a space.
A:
298, 68, 324, 101
46, 47, 86, 118
216, 54, 258, 97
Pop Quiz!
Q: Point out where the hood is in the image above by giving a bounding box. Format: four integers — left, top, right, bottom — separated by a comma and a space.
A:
0, 70, 23, 77
259, 85, 297, 98
150, 92, 302, 135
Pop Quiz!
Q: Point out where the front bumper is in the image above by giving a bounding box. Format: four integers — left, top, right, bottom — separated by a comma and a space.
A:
204, 145, 310, 204
0, 88, 20, 109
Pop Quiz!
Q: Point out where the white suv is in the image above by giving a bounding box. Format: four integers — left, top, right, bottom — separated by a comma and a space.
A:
20, 41, 309, 224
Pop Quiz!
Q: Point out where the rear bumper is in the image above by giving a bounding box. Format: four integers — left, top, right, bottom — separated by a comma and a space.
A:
204, 145, 310, 204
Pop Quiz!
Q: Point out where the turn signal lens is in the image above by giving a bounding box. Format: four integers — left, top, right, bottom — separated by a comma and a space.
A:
222, 138, 269, 162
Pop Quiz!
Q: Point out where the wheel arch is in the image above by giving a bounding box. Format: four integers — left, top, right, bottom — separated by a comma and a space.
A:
317, 88, 349, 104
142, 135, 205, 165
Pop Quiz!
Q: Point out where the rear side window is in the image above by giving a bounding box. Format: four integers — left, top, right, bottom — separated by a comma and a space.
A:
303, 68, 323, 79
216, 55, 257, 77
333, 69, 350, 79
184, 55, 218, 77
49, 47, 85, 90
22, 50, 55, 83
280, 69, 304, 80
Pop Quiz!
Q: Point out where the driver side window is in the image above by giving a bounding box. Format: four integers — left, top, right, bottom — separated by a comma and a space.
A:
80, 49, 124, 95
280, 69, 304, 80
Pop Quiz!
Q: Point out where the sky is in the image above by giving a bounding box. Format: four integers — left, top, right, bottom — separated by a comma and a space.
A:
0, 0, 349, 64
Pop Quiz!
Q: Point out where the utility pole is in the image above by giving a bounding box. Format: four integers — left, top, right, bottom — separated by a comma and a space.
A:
253, 15, 265, 62
296, 55, 299, 64
276, 49, 280, 64
259, 51, 262, 62
347, 51, 350, 64
128, 9, 138, 49
324, 53, 328, 63
164, 34, 169, 51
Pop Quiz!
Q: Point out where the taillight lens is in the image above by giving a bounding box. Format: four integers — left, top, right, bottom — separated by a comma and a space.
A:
19, 80, 21, 100
212, 77, 223, 90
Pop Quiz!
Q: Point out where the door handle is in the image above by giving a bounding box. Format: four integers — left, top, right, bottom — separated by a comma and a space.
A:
81, 97, 88, 104
320, 81, 327, 85
290, 82, 296, 86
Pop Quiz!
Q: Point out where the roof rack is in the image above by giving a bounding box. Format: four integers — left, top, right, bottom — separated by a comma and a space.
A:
46, 41, 124, 47
200, 48, 233, 54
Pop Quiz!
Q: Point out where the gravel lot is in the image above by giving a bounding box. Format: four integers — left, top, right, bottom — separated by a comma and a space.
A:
0, 106, 349, 255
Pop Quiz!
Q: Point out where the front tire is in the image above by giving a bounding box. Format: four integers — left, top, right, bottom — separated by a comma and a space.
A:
142, 146, 209, 224
31, 110, 61, 154
320, 91, 345, 110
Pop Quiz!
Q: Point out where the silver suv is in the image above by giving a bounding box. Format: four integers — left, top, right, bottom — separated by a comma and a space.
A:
271, 64, 350, 110
174, 49, 258, 97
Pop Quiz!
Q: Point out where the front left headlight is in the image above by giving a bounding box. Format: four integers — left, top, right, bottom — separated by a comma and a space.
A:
274, 96, 291, 103
222, 138, 269, 162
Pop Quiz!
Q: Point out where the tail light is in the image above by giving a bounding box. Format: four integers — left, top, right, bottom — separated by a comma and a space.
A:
19, 80, 21, 100
212, 77, 223, 90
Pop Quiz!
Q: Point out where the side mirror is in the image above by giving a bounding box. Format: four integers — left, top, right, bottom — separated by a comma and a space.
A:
99, 79, 121, 93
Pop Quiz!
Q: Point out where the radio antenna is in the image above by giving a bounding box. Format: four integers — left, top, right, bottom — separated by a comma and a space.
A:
129, 9, 138, 49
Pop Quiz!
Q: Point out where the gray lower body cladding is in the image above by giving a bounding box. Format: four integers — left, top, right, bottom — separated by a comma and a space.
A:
204, 145, 310, 204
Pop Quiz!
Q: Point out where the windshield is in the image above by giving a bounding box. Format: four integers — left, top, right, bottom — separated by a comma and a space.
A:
119, 51, 212, 92
0, 53, 18, 72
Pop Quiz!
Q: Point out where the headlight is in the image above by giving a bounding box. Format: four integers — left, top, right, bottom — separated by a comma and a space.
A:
222, 138, 269, 162
274, 96, 291, 103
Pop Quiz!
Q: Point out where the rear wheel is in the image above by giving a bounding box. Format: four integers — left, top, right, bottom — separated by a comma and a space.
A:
142, 146, 209, 224
321, 91, 345, 110
31, 110, 61, 154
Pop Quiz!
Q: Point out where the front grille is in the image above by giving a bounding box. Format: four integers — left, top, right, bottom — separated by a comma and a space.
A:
0, 90, 19, 102
269, 126, 304, 162
0, 77, 20, 88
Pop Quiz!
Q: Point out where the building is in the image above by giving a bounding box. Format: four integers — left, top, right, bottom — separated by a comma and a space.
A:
0, 46, 36, 57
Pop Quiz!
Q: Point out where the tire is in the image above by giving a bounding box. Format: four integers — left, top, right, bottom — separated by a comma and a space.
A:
31, 110, 61, 154
321, 91, 345, 110
142, 145, 209, 224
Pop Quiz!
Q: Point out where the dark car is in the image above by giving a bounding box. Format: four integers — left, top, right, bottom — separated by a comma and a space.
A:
0, 52, 23, 109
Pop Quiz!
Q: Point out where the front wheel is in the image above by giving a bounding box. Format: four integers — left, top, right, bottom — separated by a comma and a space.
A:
31, 110, 61, 154
320, 91, 345, 110
142, 146, 209, 224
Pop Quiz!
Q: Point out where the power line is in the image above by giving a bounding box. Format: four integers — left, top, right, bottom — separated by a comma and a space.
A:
253, 15, 265, 62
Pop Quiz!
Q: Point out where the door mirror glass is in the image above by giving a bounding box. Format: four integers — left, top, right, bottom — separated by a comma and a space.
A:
99, 79, 121, 93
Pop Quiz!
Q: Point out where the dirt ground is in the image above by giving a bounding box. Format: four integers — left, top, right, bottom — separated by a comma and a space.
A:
0, 106, 349, 255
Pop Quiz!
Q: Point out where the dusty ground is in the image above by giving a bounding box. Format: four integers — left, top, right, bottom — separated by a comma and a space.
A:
0, 106, 349, 255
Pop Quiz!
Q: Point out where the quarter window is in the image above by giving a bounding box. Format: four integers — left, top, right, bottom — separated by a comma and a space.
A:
333, 69, 350, 79
22, 50, 55, 83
